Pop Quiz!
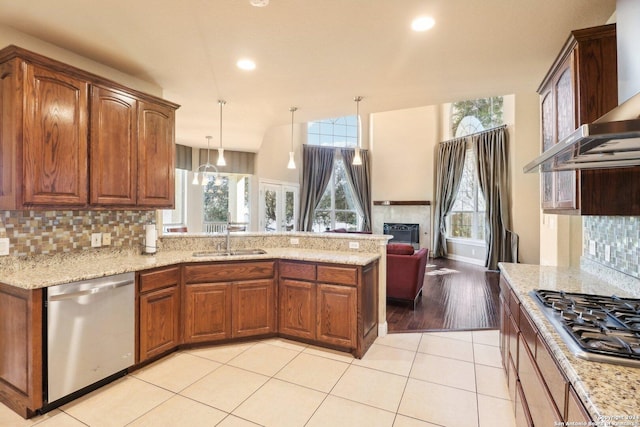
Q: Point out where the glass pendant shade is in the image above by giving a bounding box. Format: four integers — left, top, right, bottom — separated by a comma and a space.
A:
287, 151, 296, 169
352, 147, 362, 165
192, 172, 199, 185
217, 147, 226, 166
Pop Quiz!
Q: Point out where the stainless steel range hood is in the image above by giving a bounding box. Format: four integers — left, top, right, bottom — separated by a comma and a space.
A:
524, 91, 640, 173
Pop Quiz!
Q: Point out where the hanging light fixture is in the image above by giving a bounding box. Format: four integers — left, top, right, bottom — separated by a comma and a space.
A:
352, 96, 363, 165
288, 106, 298, 169
217, 100, 227, 166
192, 135, 221, 186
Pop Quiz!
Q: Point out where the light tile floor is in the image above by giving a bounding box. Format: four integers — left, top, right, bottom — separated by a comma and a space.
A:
0, 330, 517, 427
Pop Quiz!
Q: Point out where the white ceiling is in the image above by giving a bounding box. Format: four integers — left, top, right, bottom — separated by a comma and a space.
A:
0, 0, 615, 151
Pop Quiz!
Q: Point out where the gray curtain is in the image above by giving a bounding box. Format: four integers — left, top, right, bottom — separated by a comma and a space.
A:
341, 148, 372, 232
298, 145, 336, 231
175, 144, 192, 170
472, 125, 519, 270
432, 138, 467, 258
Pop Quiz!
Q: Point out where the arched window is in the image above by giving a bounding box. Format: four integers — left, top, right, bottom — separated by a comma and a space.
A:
447, 97, 503, 240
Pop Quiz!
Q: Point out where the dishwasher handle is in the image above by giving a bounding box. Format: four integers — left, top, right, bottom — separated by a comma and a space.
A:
48, 279, 134, 301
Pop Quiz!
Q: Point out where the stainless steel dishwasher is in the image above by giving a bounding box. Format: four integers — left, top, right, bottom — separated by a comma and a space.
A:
45, 272, 135, 405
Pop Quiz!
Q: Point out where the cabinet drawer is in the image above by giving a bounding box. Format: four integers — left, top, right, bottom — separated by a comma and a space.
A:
509, 290, 520, 324
184, 261, 275, 284
317, 265, 357, 286
518, 338, 563, 426
519, 307, 537, 355
139, 266, 180, 293
280, 261, 316, 281
567, 385, 592, 424
536, 335, 568, 418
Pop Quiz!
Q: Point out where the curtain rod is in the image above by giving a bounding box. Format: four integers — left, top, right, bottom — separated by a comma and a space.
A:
439, 123, 507, 145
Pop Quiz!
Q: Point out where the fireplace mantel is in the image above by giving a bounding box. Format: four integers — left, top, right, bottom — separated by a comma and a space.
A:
373, 200, 431, 206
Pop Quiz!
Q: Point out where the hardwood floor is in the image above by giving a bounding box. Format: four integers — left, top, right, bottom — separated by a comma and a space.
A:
386, 258, 500, 333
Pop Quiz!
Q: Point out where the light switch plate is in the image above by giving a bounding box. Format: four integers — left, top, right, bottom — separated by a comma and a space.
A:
0, 237, 9, 256
349, 241, 359, 249
290, 238, 299, 245
102, 233, 111, 246
604, 244, 611, 262
589, 240, 596, 256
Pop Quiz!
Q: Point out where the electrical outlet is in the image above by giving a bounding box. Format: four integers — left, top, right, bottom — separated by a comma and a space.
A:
349, 241, 359, 249
91, 233, 102, 248
0, 237, 9, 256
102, 233, 111, 246
604, 244, 611, 262
290, 238, 299, 245
589, 240, 596, 256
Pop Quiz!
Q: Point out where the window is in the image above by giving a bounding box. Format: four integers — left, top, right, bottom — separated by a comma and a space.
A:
307, 116, 362, 231
203, 174, 250, 232
447, 96, 503, 240
162, 169, 187, 228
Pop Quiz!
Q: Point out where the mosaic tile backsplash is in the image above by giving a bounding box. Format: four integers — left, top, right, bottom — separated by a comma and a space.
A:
0, 210, 156, 257
583, 216, 640, 279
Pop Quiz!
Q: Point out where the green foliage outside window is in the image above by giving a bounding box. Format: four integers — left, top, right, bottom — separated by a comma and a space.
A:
450, 97, 503, 136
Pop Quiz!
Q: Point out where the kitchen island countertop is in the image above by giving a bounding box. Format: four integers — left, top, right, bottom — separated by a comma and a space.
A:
499, 262, 640, 425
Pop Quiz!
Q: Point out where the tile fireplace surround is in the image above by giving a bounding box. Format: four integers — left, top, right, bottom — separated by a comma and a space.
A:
372, 202, 431, 251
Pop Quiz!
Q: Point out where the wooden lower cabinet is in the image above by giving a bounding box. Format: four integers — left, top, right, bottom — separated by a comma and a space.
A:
183, 282, 232, 343
278, 260, 377, 357
499, 275, 593, 425
183, 261, 276, 344
316, 283, 357, 348
0, 284, 43, 418
232, 279, 275, 338
137, 267, 181, 362
279, 279, 316, 340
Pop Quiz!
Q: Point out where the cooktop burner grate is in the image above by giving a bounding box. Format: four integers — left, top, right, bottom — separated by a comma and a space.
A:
531, 289, 640, 366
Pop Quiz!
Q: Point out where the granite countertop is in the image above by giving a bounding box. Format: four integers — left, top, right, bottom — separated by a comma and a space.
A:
0, 247, 380, 290
499, 262, 640, 425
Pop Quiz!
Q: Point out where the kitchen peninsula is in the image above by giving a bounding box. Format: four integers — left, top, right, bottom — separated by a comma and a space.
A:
0, 232, 388, 419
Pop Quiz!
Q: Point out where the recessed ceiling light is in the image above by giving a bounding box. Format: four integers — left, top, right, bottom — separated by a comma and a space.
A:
237, 58, 256, 71
411, 16, 435, 32
250, 0, 269, 6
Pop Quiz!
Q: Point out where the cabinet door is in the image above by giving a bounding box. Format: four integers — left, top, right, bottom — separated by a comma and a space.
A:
184, 283, 232, 343
540, 90, 555, 209
316, 284, 356, 349
90, 86, 137, 205
279, 279, 316, 340
137, 100, 175, 207
232, 279, 275, 338
23, 63, 88, 206
554, 66, 577, 209
139, 285, 180, 362
0, 59, 20, 209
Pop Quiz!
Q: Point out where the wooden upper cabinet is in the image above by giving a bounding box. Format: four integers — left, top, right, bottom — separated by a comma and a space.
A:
23, 63, 89, 207
137, 100, 175, 208
90, 86, 137, 206
0, 45, 179, 210
537, 24, 640, 215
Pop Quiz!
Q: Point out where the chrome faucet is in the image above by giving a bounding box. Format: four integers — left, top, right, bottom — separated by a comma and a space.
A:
224, 211, 246, 255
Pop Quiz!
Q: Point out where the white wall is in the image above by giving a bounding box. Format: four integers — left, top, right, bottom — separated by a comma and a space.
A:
0, 24, 161, 96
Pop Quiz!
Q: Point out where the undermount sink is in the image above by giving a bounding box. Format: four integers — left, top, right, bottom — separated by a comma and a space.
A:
192, 249, 267, 257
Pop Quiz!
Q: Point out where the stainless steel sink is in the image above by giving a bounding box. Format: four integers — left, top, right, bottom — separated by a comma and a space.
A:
192, 249, 266, 257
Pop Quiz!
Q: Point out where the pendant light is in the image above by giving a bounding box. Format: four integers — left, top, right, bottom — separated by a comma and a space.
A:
192, 135, 221, 186
217, 100, 227, 166
352, 96, 363, 166
287, 106, 298, 169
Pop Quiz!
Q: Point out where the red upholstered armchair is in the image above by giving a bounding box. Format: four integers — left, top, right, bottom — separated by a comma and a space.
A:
386, 243, 429, 310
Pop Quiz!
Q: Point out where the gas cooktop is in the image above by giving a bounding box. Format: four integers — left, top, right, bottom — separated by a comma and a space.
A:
531, 289, 640, 367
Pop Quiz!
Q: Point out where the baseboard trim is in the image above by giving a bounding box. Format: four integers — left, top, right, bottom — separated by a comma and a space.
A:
378, 321, 388, 337
445, 253, 485, 267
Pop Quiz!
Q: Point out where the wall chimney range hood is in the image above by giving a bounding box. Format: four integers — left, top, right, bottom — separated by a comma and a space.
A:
524, 91, 640, 173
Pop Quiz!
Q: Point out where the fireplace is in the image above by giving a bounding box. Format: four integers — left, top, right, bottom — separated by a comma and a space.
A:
383, 223, 420, 248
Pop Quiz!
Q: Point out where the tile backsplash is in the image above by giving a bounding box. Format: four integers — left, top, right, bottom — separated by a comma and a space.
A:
583, 216, 640, 279
0, 210, 155, 257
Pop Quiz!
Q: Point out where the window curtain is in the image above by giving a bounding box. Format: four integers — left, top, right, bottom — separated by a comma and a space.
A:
471, 125, 519, 270
340, 148, 372, 232
432, 138, 467, 258
175, 144, 192, 171
297, 145, 336, 231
